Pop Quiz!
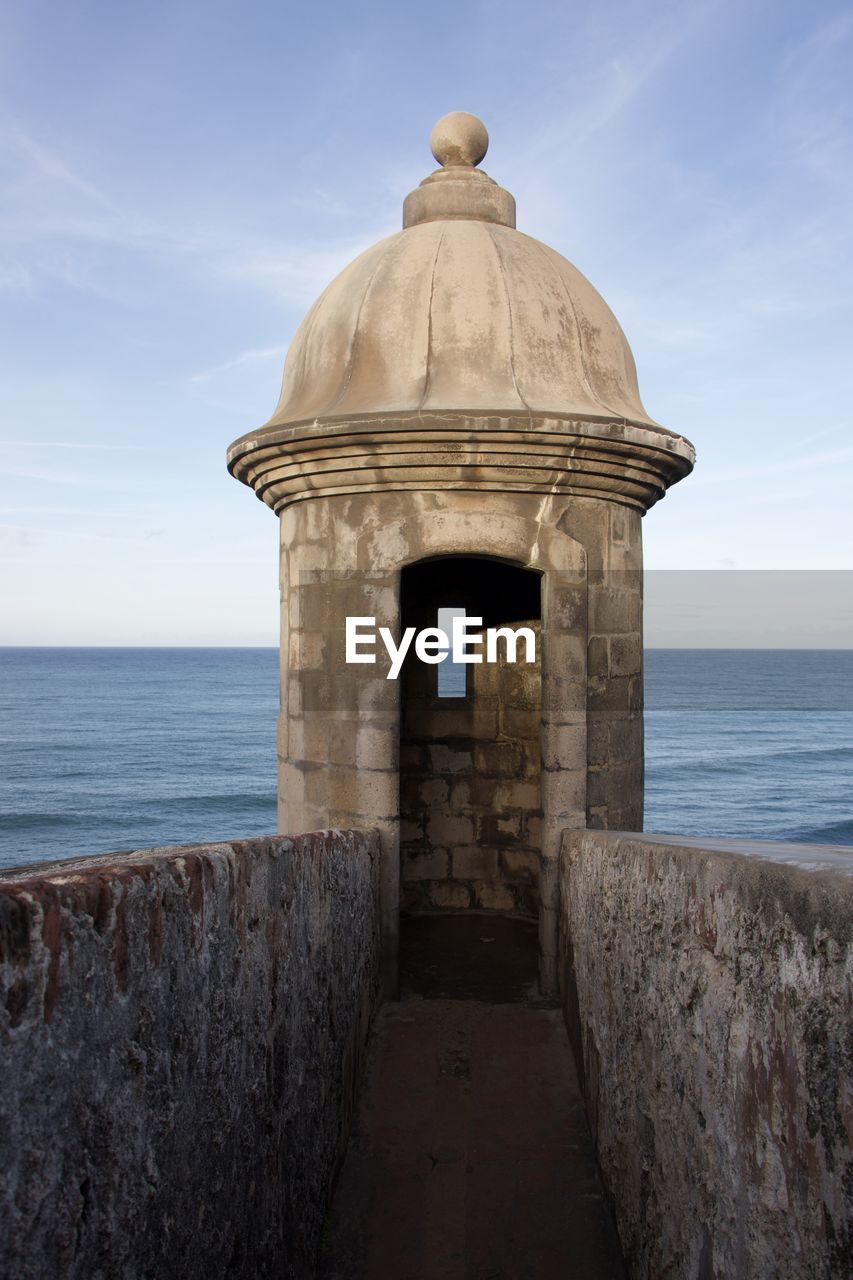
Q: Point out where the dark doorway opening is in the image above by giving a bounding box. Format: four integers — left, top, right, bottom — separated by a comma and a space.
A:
398, 556, 542, 998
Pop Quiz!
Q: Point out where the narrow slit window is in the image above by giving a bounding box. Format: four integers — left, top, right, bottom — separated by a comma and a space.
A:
436, 607, 467, 698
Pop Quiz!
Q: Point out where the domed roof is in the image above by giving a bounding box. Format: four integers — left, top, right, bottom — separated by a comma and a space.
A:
265, 220, 657, 428
263, 113, 657, 431
228, 113, 694, 513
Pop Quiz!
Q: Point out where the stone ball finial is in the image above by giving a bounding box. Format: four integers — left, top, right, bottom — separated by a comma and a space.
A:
430, 112, 489, 169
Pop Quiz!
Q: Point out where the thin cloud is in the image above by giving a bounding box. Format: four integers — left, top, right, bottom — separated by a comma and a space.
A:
217, 230, 391, 306
0, 463, 120, 489
498, 0, 724, 178
3, 125, 118, 211
188, 346, 283, 385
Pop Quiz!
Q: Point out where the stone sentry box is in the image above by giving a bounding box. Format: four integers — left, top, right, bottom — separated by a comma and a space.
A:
227, 112, 694, 995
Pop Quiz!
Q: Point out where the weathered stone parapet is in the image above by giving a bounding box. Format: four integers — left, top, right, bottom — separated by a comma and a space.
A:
559, 830, 852, 1280
0, 831, 381, 1280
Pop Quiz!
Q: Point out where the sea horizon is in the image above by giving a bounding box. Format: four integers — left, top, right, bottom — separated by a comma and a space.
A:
1, 646, 851, 869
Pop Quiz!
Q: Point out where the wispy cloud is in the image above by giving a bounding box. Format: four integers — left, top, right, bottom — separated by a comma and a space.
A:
187, 345, 282, 385
0, 463, 120, 489
3, 125, 118, 211
216, 231, 390, 307
496, 0, 723, 182
772, 14, 853, 199
1, 114, 387, 310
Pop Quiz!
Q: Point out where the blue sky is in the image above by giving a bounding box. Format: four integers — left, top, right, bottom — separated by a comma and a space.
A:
1, 0, 851, 644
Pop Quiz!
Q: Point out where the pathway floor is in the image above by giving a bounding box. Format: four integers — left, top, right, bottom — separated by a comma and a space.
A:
318, 915, 626, 1279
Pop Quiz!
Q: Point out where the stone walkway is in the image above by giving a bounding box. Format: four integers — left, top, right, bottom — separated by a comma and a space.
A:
318, 916, 626, 1279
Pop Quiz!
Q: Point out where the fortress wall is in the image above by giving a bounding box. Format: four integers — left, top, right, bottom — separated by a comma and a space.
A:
559, 830, 852, 1280
0, 830, 381, 1280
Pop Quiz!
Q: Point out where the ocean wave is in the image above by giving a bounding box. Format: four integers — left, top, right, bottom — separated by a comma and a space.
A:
646, 743, 853, 776
142, 793, 277, 815
790, 818, 853, 846
0, 812, 88, 831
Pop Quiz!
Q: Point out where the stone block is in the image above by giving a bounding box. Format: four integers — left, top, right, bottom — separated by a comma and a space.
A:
402, 849, 449, 881
609, 632, 642, 677
467, 776, 501, 809
473, 882, 516, 911
281, 760, 310, 807
500, 703, 539, 739
360, 582, 398, 628
542, 724, 586, 772
524, 814, 542, 847
540, 770, 586, 825
301, 672, 337, 715
587, 674, 632, 716
428, 881, 472, 910
586, 719, 610, 766
399, 743, 423, 770
588, 587, 640, 636
541, 672, 585, 721
329, 726, 360, 769
499, 848, 539, 881
290, 630, 327, 670
541, 632, 586, 681
356, 677, 398, 725
521, 741, 542, 779
606, 719, 642, 765
476, 813, 522, 845
399, 817, 424, 845
547, 584, 587, 630
400, 773, 426, 811
356, 724, 397, 771
474, 742, 522, 776
494, 780, 541, 811
608, 504, 629, 545
469, 695, 501, 739
420, 777, 450, 806
452, 846, 499, 880
426, 812, 474, 847
586, 634, 609, 676
295, 584, 337, 633
499, 658, 540, 711
287, 680, 303, 718
363, 520, 413, 567
429, 743, 474, 774
449, 779, 472, 810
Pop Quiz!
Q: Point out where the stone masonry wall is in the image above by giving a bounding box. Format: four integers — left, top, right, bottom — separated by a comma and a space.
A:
0, 830, 381, 1280
276, 490, 590, 993
559, 831, 852, 1280
401, 622, 541, 914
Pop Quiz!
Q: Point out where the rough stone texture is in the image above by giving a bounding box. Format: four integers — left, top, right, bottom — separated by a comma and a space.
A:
227, 114, 694, 997
401, 618, 542, 915
0, 830, 381, 1280
559, 830, 853, 1280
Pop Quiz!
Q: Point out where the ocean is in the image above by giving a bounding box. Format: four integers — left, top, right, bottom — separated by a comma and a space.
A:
0, 647, 851, 870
